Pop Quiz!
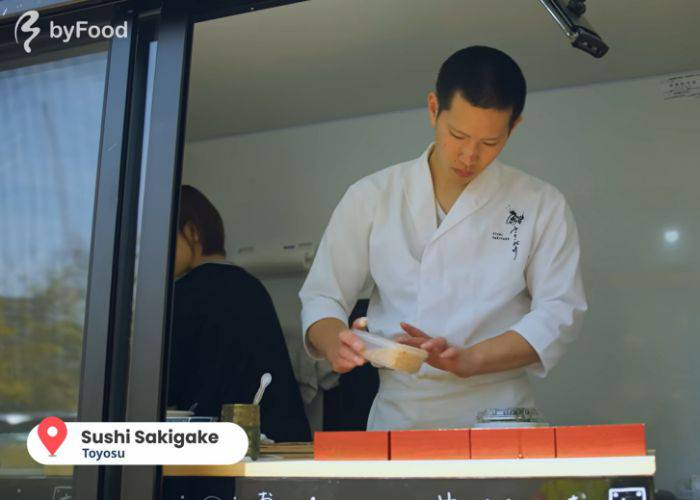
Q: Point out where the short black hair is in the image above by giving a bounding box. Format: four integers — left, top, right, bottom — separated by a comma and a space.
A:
436, 46, 526, 129
178, 185, 226, 256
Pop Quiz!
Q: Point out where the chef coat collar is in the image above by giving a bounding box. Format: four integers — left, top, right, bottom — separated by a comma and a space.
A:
403, 143, 503, 248
403, 144, 439, 250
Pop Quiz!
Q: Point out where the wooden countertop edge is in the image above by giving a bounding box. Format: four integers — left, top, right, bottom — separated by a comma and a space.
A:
163, 455, 656, 478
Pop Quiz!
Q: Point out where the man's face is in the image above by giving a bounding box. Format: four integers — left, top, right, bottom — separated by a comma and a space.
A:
428, 91, 521, 187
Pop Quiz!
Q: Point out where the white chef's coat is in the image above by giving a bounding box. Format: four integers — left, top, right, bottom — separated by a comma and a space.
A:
299, 144, 587, 430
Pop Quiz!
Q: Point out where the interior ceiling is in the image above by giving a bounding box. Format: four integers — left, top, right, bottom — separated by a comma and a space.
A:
185, 0, 700, 142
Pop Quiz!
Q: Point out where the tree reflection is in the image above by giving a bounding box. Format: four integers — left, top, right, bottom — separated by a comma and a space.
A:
0, 248, 87, 414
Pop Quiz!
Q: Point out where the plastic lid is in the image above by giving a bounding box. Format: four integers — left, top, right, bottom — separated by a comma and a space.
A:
351, 329, 428, 373
351, 330, 427, 355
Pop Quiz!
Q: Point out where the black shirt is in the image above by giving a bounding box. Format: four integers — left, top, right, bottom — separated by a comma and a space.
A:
168, 262, 311, 442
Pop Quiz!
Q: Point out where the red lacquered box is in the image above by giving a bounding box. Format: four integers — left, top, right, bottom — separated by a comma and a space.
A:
314, 431, 389, 460
390, 429, 471, 460
555, 424, 646, 457
471, 427, 556, 459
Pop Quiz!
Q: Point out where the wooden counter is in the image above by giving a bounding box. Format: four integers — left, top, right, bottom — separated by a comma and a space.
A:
163, 453, 656, 479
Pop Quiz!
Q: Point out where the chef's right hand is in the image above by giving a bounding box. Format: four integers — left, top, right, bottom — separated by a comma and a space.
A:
330, 328, 367, 373
323, 318, 367, 373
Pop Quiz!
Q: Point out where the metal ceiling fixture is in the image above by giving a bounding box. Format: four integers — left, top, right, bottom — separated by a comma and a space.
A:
538, 0, 609, 58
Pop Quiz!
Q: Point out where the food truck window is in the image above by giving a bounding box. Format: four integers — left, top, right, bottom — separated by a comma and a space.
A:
0, 43, 108, 489
158, 1, 700, 498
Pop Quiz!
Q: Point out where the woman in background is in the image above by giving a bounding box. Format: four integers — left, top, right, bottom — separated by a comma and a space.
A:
168, 185, 310, 442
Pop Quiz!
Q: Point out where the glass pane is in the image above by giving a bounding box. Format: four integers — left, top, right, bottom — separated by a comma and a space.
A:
0, 47, 108, 487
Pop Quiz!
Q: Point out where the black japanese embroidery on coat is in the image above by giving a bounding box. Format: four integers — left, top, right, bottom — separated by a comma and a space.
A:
492, 206, 525, 260
505, 206, 524, 260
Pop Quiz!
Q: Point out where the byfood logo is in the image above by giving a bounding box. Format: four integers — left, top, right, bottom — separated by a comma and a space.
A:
14, 10, 127, 54
14, 10, 40, 53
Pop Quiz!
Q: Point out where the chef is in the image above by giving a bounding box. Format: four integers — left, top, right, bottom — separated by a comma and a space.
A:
299, 46, 587, 430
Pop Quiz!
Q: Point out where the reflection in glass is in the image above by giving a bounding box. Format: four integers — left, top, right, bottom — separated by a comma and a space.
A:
0, 50, 107, 475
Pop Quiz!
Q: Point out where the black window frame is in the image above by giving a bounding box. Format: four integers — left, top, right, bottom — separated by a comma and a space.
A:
1, 1, 306, 499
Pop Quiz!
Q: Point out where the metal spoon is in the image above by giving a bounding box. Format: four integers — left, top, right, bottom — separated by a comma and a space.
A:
252, 372, 272, 406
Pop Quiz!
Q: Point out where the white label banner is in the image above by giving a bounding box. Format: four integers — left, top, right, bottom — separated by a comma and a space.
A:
27, 421, 248, 465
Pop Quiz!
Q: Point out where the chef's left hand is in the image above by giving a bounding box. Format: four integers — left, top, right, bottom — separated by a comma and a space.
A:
396, 322, 470, 377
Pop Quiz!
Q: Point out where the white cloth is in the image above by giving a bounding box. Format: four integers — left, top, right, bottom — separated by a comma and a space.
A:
436, 199, 447, 227
299, 144, 587, 430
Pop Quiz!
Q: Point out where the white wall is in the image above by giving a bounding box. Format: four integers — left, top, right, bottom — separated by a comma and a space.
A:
183, 71, 700, 491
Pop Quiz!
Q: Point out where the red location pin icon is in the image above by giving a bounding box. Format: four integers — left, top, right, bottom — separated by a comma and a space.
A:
38, 416, 67, 456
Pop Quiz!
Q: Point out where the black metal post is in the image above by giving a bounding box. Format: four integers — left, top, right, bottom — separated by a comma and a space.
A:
120, 1, 192, 498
